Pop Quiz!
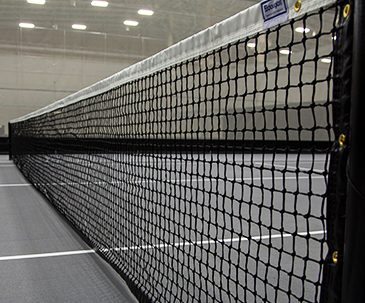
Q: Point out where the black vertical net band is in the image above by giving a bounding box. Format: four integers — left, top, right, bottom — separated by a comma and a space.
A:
10, 2, 341, 302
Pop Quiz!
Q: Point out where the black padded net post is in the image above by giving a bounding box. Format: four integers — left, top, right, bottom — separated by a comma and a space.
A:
10, 1, 343, 302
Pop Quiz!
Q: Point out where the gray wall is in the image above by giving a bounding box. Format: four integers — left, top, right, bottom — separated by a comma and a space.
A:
0, 54, 129, 136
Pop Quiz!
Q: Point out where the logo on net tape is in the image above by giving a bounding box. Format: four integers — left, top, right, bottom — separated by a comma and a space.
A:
261, 0, 288, 22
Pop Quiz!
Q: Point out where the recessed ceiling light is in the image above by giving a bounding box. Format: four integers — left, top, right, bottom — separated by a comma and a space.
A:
124, 20, 139, 26
138, 9, 154, 16
280, 49, 291, 55
295, 27, 310, 33
27, 0, 45, 4
247, 42, 256, 48
19, 23, 35, 29
321, 58, 332, 64
91, 1, 108, 7
72, 24, 87, 30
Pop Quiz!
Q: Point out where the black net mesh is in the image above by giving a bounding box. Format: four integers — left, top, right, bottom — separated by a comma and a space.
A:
10, 2, 341, 302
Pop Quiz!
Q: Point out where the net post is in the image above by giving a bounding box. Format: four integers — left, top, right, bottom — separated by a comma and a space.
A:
342, 0, 365, 301
8, 122, 12, 160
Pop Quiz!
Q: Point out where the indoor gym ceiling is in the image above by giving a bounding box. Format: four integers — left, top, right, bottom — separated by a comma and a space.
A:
0, 0, 260, 64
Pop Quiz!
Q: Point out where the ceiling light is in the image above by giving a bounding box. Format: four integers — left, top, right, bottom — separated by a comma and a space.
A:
72, 24, 87, 30
138, 9, 154, 16
27, 0, 45, 4
19, 23, 35, 29
295, 27, 310, 33
91, 1, 108, 7
247, 42, 256, 48
280, 49, 291, 55
124, 20, 138, 26
321, 58, 332, 64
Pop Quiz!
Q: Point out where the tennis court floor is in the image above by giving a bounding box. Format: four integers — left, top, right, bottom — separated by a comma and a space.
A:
1, 152, 328, 302
0, 155, 137, 303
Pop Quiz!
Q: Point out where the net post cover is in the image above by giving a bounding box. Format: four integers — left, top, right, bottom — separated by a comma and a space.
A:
320, 0, 352, 302
8, 122, 12, 160
340, 0, 365, 301
8, 0, 360, 302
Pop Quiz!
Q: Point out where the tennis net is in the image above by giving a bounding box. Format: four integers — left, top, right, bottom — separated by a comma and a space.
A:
9, 0, 348, 302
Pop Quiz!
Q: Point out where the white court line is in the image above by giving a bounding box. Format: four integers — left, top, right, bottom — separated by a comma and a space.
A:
0, 231, 326, 261
0, 183, 32, 187
34, 174, 325, 188
263, 163, 328, 175
0, 174, 325, 188
0, 249, 95, 261
101, 230, 326, 253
